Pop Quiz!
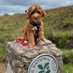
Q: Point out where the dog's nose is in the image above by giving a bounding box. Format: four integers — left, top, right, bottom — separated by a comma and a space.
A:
34, 16, 38, 20
33, 13, 39, 19
34, 16, 41, 20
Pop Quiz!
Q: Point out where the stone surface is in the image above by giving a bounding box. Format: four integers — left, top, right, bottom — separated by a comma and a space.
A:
6, 40, 63, 73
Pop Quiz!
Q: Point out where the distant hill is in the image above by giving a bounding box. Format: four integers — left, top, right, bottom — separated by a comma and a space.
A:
45, 5, 73, 30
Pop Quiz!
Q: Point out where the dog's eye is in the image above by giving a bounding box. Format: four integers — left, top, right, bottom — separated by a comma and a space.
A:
31, 11, 41, 15
31, 12, 35, 15
37, 12, 41, 14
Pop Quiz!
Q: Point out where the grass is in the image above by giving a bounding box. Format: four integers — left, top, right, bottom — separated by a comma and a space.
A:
0, 48, 5, 62
64, 64, 73, 73
62, 49, 73, 73
62, 49, 73, 64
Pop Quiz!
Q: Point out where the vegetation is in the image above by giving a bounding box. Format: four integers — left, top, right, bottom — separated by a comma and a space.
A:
64, 63, 73, 73
44, 6, 73, 48
0, 5, 73, 72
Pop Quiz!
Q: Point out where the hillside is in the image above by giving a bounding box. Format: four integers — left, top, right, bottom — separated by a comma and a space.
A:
44, 5, 73, 48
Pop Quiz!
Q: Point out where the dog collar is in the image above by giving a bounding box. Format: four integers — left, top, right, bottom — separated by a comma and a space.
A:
29, 20, 41, 27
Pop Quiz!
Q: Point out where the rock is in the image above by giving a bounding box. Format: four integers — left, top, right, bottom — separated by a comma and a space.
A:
6, 40, 63, 73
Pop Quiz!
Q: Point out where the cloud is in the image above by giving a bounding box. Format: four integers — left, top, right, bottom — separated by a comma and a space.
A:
0, 0, 73, 15
0, 5, 27, 15
63, 0, 73, 5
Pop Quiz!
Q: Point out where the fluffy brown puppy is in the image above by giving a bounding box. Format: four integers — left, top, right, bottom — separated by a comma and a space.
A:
18, 4, 46, 47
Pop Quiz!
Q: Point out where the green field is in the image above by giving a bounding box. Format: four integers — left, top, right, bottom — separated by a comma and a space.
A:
0, 5, 73, 72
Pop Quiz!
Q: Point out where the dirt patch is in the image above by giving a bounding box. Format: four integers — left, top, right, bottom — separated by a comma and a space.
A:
0, 63, 6, 73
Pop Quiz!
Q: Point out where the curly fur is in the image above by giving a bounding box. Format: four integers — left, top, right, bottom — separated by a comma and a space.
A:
18, 4, 46, 47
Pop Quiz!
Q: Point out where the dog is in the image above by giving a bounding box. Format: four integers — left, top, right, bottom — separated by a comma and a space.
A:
17, 4, 46, 47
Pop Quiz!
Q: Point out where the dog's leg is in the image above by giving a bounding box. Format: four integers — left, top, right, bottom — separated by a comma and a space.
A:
39, 25, 46, 40
27, 31, 35, 47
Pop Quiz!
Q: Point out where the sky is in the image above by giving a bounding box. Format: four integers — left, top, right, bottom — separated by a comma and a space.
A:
0, 0, 73, 15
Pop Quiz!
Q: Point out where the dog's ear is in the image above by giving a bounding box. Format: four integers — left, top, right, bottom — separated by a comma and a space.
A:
26, 6, 35, 19
36, 5, 46, 17
41, 10, 46, 17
